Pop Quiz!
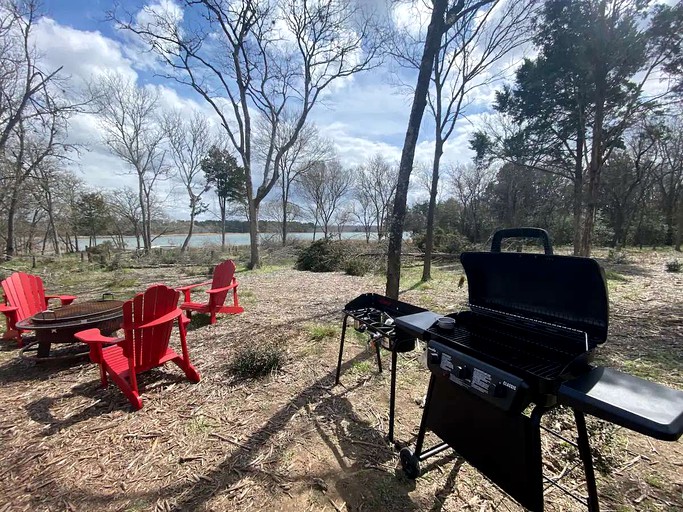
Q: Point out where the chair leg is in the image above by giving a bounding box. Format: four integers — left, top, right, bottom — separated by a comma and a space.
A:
173, 356, 201, 383
176, 320, 200, 382
99, 365, 108, 388
108, 371, 143, 410
210, 311, 216, 324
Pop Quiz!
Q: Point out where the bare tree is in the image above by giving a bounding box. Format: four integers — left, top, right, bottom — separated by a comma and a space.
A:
393, 0, 534, 280
449, 162, 493, 243
89, 73, 168, 252
353, 186, 377, 243
0, 0, 76, 258
298, 160, 353, 239
55, 171, 85, 253
334, 206, 355, 241
386, 0, 495, 298
2, 109, 68, 257
109, 187, 143, 250
31, 162, 70, 255
356, 154, 398, 241
0, 0, 65, 155
114, 0, 383, 268
256, 114, 334, 245
163, 110, 213, 252
260, 198, 304, 244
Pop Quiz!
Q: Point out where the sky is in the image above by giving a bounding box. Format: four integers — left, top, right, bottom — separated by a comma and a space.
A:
30, 0, 671, 220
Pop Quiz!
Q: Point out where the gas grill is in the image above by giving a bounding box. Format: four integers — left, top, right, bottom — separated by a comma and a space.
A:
335, 293, 437, 444
393, 228, 683, 511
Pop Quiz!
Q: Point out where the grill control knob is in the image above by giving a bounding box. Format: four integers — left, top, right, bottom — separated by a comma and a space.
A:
453, 365, 470, 380
494, 383, 508, 398
428, 351, 440, 365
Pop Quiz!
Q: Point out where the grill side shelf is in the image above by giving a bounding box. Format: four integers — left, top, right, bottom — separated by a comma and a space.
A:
559, 367, 683, 441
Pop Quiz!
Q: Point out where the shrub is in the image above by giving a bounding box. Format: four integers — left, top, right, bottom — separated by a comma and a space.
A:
665, 259, 681, 273
344, 257, 371, 276
229, 345, 283, 379
295, 239, 347, 272
413, 228, 468, 254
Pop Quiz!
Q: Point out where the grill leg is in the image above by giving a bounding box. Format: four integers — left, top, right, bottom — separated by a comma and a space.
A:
374, 338, 383, 373
530, 405, 546, 512
415, 374, 436, 456
335, 314, 348, 385
574, 409, 600, 512
388, 349, 397, 444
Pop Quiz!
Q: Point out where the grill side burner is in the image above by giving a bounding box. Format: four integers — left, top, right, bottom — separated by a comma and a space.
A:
335, 293, 436, 445
394, 228, 683, 512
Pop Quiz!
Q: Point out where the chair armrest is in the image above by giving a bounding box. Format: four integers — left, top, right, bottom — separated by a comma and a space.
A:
0, 304, 18, 314
180, 313, 190, 327
178, 281, 212, 302
128, 309, 183, 330
74, 328, 122, 345
206, 282, 238, 295
177, 281, 212, 292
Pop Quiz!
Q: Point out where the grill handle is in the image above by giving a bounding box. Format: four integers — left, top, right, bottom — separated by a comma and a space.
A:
491, 228, 553, 255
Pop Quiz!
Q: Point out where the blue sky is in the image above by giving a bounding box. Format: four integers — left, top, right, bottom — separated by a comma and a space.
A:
32, 0, 511, 218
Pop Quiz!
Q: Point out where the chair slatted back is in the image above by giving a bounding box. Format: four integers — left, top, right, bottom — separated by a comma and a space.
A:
207, 260, 236, 308
121, 285, 179, 370
1, 272, 47, 321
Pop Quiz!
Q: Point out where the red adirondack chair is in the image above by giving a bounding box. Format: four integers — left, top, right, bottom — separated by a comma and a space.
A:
74, 284, 200, 410
178, 259, 244, 324
0, 272, 77, 347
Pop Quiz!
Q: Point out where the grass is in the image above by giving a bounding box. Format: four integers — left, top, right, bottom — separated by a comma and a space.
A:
349, 360, 373, 375
187, 416, 214, 436
306, 323, 338, 342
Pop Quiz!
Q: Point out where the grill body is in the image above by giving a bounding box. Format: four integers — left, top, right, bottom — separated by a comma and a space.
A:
395, 247, 611, 511
395, 232, 683, 511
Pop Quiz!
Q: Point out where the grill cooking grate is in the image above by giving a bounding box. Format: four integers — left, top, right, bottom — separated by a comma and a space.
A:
427, 324, 578, 380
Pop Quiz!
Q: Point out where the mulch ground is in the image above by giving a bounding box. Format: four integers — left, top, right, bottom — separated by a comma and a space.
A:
0, 250, 681, 511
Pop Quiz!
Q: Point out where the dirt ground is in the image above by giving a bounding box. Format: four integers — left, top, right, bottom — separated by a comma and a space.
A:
0, 248, 681, 512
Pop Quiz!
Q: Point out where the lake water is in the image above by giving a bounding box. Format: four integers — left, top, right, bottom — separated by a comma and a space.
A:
97, 231, 403, 249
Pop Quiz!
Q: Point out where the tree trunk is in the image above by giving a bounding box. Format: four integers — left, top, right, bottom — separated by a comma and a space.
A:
138, 176, 150, 251
422, 138, 443, 282
4, 195, 18, 259
676, 201, 682, 252
386, 0, 448, 299
47, 204, 60, 256
219, 199, 226, 249
573, 126, 584, 255
41, 229, 49, 254
579, 3, 607, 257
182, 207, 196, 252
282, 184, 288, 247
248, 201, 260, 269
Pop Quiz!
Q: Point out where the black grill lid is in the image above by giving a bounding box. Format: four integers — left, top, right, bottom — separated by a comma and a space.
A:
460, 252, 609, 346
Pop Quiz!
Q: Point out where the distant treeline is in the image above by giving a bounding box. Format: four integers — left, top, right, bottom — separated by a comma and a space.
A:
164, 219, 316, 234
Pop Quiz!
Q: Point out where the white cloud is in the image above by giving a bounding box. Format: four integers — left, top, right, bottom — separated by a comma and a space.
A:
33, 17, 137, 85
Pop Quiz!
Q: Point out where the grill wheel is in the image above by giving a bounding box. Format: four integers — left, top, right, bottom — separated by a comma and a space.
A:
400, 448, 421, 479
